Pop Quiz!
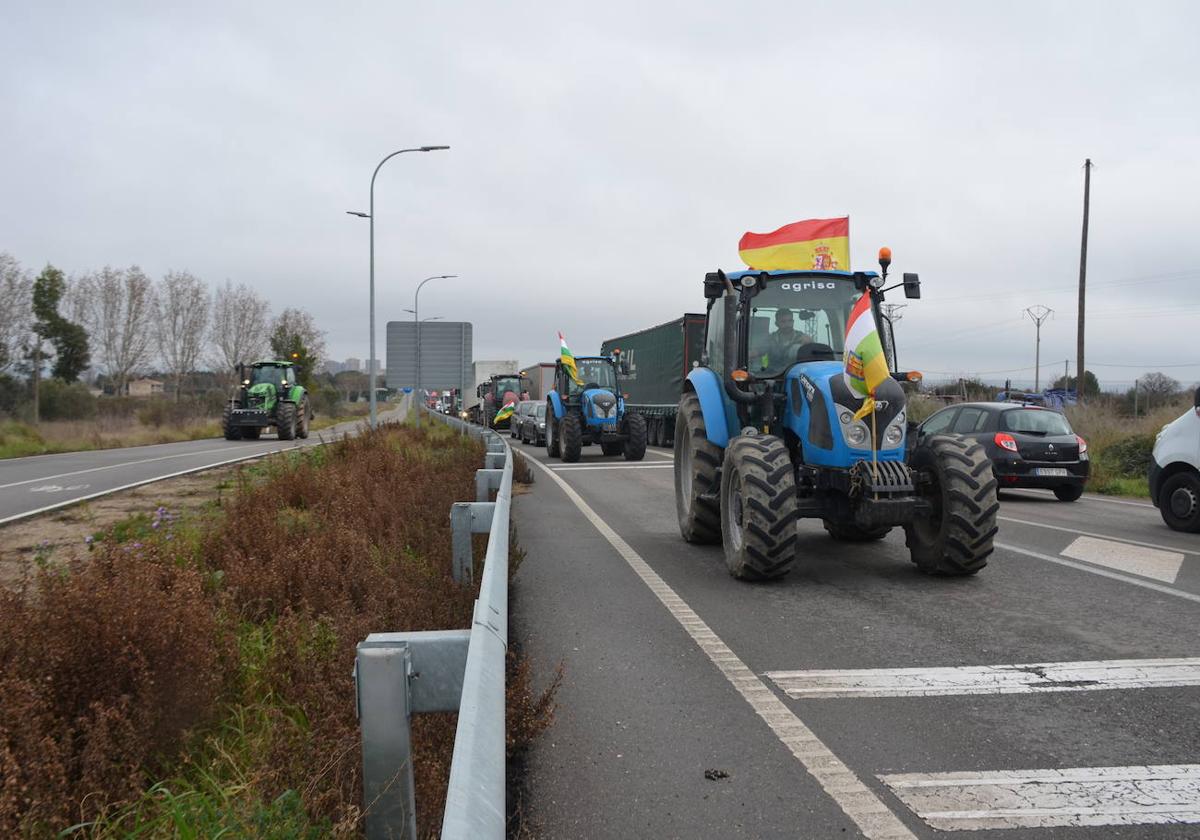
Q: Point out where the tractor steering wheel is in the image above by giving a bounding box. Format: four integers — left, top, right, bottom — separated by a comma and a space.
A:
795, 342, 836, 362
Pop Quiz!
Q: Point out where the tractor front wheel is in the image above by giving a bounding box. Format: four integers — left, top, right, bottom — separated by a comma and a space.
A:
276, 402, 298, 441
560, 414, 583, 462
904, 434, 998, 575
222, 405, 242, 441
623, 413, 647, 461
720, 434, 798, 580
674, 392, 722, 544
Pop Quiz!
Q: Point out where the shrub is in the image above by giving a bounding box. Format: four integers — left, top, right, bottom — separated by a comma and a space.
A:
39, 379, 96, 421
1098, 433, 1156, 478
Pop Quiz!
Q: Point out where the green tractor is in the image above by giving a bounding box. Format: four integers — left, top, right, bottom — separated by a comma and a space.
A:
222, 360, 312, 441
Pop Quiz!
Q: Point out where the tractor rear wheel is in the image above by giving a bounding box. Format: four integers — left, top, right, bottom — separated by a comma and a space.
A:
546, 406, 561, 457
276, 402, 298, 440
297, 399, 311, 439
904, 434, 998, 575
674, 392, 722, 544
823, 521, 891, 541
222, 405, 242, 440
560, 414, 583, 462
623, 413, 647, 461
720, 434, 798, 580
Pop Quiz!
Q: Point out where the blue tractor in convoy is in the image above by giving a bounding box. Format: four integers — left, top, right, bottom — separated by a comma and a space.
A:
673, 251, 999, 581
546, 355, 647, 463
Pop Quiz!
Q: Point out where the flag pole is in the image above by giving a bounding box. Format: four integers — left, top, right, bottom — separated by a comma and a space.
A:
871, 399, 879, 492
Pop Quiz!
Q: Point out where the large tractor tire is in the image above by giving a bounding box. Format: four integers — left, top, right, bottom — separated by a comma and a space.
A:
560, 414, 583, 463
242, 427, 262, 440
297, 398, 311, 439
720, 434, 799, 580
276, 402, 298, 441
546, 405, 561, 457
904, 434, 999, 575
221, 405, 242, 441
674, 392, 722, 544
623, 413, 647, 461
823, 521, 891, 541
601, 440, 624, 456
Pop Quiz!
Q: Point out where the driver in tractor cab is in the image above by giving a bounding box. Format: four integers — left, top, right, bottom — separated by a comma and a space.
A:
764, 308, 812, 368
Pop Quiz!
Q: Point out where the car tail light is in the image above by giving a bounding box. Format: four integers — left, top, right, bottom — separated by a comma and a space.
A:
994, 432, 1019, 452
1076, 435, 1087, 454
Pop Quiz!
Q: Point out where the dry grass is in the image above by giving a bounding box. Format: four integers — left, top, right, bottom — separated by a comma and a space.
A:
0, 422, 558, 837
0, 416, 222, 459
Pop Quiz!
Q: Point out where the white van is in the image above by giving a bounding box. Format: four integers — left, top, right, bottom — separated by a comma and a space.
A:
1150, 386, 1200, 532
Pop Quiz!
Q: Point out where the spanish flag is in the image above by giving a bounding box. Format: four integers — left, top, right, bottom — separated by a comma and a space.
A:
738, 217, 850, 271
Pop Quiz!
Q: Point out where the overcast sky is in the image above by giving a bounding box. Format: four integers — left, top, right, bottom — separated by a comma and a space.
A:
3, 1, 1198, 391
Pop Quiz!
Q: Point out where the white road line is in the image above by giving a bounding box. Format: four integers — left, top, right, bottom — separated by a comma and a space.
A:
1061, 535, 1184, 584
525, 456, 916, 840
995, 541, 1200, 604
766, 657, 1200, 699
1003, 488, 1156, 508
879, 764, 1200, 830
998, 515, 1200, 557
0, 442, 264, 489
548, 463, 673, 471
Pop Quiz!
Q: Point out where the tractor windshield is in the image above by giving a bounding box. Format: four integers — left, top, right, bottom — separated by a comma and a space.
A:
746, 276, 862, 378
571, 358, 618, 394
493, 377, 522, 399
250, 366, 288, 388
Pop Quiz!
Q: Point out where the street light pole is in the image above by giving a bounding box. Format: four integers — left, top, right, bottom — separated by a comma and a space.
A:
413, 275, 456, 427
348, 144, 449, 430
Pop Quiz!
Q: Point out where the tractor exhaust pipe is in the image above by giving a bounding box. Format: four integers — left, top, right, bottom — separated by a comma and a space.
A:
722, 293, 756, 406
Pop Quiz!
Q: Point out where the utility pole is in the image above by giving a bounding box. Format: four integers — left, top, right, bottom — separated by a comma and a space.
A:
1134, 377, 1139, 418
1077, 158, 1092, 402
1023, 305, 1053, 391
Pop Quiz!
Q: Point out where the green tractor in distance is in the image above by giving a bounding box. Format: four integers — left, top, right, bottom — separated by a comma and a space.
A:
222, 359, 312, 441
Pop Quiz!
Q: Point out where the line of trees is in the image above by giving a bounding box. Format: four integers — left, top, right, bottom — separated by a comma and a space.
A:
1, 252, 329, 418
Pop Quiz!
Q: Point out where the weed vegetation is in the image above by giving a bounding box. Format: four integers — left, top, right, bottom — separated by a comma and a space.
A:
0, 421, 556, 836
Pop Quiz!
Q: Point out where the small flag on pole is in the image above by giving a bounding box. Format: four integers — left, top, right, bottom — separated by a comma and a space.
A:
558, 331, 584, 386
843, 292, 889, 421
494, 398, 516, 422
738, 217, 850, 271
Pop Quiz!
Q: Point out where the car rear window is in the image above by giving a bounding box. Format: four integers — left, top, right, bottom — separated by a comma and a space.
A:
1000, 409, 1072, 435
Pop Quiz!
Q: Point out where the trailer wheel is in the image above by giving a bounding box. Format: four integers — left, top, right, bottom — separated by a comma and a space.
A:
624, 413, 647, 461
222, 405, 242, 440
674, 392, 722, 544
905, 434, 998, 575
720, 434, 798, 580
277, 402, 297, 441
560, 414, 583, 462
823, 521, 891, 541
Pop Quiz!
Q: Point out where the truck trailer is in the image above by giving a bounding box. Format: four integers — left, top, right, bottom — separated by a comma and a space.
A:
520, 362, 556, 401
600, 314, 705, 447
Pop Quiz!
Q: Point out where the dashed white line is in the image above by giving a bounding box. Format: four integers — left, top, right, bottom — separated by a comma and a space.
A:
1061, 535, 1184, 584
880, 764, 1200, 830
766, 657, 1200, 699
525, 455, 916, 840
995, 541, 1200, 604
549, 463, 673, 471
998, 515, 1200, 557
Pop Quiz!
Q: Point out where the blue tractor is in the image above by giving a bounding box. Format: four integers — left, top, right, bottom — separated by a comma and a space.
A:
673, 251, 999, 580
547, 355, 647, 463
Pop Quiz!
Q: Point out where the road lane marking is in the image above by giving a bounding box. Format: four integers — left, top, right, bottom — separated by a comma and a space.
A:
879, 764, 1200, 830
995, 541, 1200, 604
548, 463, 673, 471
766, 658, 1200, 699
1004, 488, 1155, 508
0, 442, 270, 489
998, 515, 1200, 557
525, 456, 916, 840
1061, 535, 1184, 583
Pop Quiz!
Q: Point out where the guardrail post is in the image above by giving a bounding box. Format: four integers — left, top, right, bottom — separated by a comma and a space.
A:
484, 452, 505, 470
475, 469, 503, 502
450, 502, 496, 583
357, 645, 417, 840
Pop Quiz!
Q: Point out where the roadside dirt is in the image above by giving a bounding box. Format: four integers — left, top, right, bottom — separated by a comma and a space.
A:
0, 462, 248, 589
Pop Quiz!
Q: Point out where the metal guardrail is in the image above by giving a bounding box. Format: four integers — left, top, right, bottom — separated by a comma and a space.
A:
355, 408, 511, 840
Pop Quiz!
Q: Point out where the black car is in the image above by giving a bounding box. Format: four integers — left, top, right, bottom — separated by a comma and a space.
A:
913, 401, 1089, 501
518, 402, 548, 446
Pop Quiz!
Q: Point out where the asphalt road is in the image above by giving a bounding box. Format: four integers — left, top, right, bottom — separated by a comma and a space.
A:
511, 441, 1200, 839
0, 401, 407, 525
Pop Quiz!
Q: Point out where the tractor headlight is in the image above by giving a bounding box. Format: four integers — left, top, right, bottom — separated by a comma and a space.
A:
839, 410, 854, 425
884, 424, 904, 447
845, 423, 869, 446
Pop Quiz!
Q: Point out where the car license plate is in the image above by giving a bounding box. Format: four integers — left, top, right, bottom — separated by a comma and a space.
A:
1035, 467, 1069, 477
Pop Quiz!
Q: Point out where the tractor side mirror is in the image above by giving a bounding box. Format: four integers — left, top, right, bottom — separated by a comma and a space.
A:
704, 271, 726, 300
903, 273, 921, 299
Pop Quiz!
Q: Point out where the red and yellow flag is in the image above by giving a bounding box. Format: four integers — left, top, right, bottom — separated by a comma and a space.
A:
738, 217, 850, 271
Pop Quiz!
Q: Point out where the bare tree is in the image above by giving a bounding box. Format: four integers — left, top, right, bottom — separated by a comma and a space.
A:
0, 253, 33, 373
1139, 372, 1181, 410
76, 266, 157, 395
208, 280, 270, 379
154, 270, 210, 400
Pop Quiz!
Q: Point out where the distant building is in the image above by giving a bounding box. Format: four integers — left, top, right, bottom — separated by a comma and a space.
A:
343, 357, 362, 372
365, 359, 383, 375
322, 360, 345, 375
127, 378, 164, 397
